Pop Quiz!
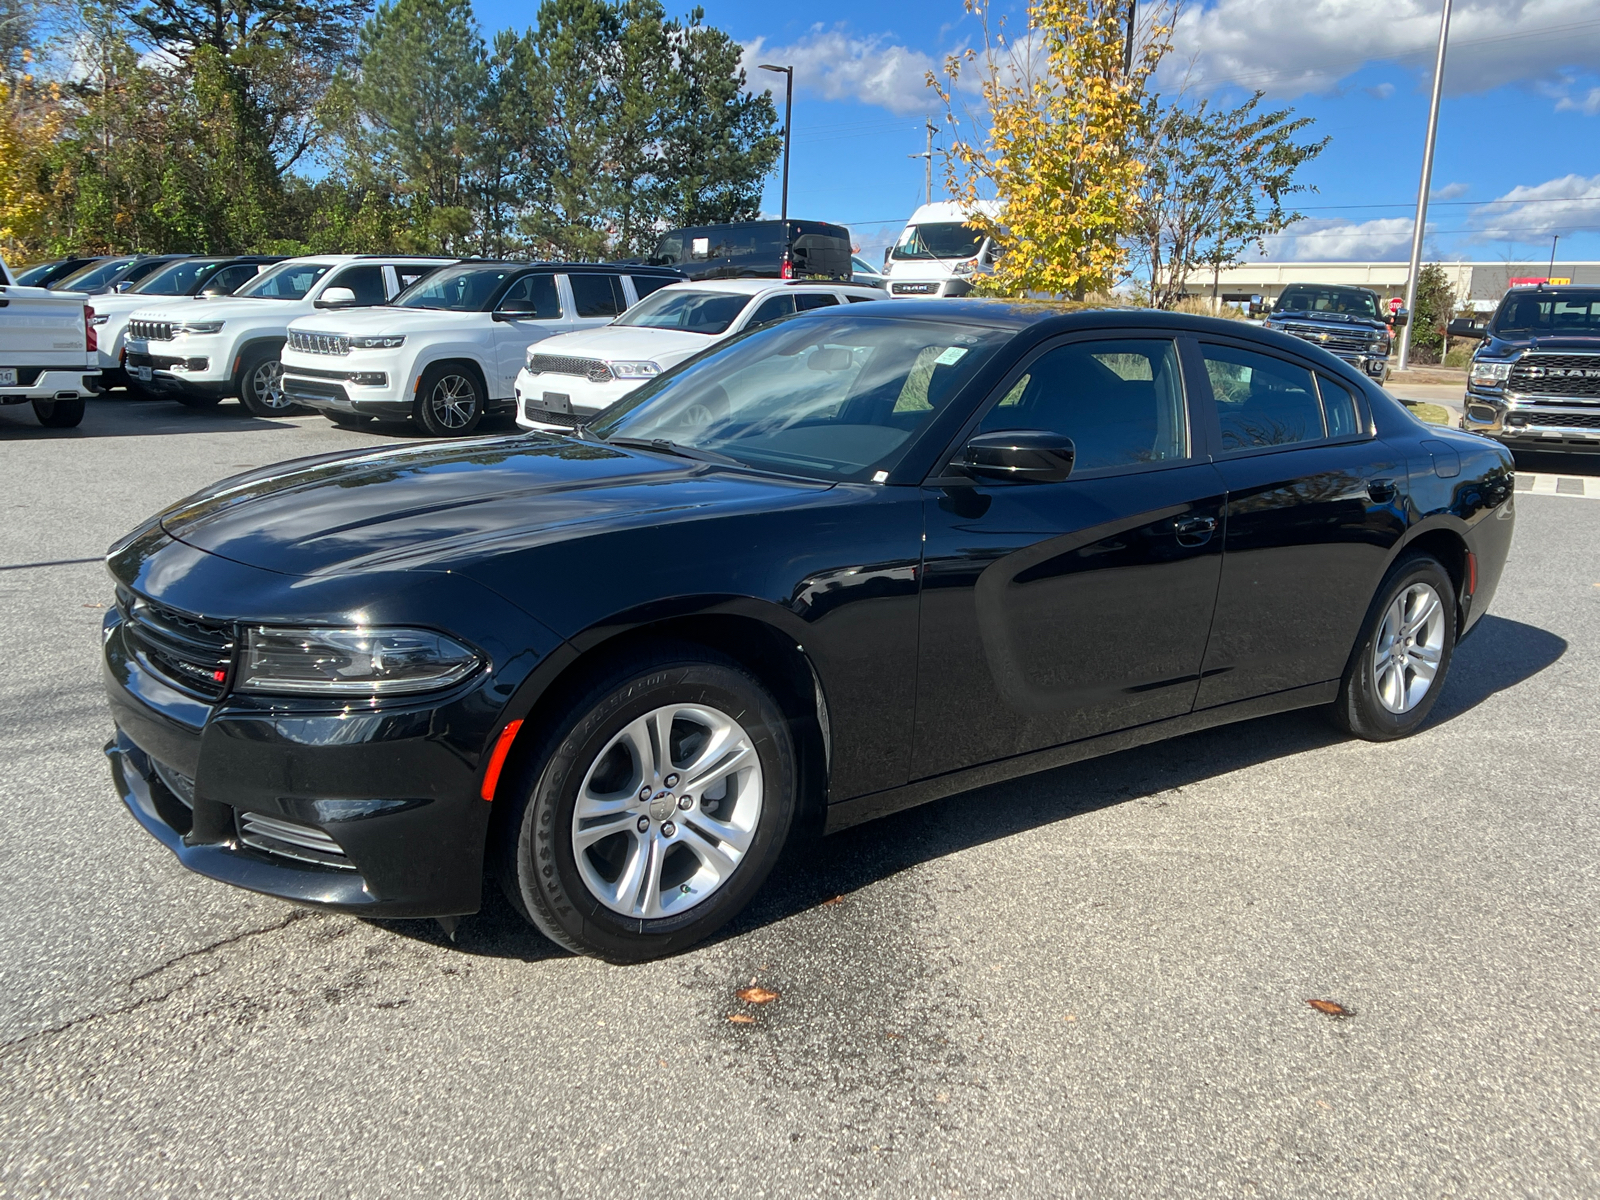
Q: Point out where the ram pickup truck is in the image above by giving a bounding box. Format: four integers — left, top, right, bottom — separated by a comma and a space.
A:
0, 252, 99, 428
1261, 283, 1403, 383
1453, 284, 1600, 453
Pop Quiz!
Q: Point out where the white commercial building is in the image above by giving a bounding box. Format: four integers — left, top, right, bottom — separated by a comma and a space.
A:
1184, 261, 1600, 311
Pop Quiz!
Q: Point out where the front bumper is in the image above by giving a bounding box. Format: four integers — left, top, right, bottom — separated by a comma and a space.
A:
0, 367, 99, 403
513, 367, 640, 426
1459, 389, 1600, 452
124, 337, 228, 394
282, 369, 415, 419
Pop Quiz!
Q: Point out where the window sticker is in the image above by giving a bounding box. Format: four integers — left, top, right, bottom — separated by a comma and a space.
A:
935, 346, 969, 366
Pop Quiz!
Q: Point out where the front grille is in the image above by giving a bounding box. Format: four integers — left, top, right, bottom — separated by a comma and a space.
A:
529, 354, 613, 383
1509, 353, 1600, 399
287, 330, 351, 357
1276, 322, 1380, 355
237, 812, 355, 870
521, 398, 584, 426
1516, 410, 1600, 429
118, 588, 234, 699
892, 282, 939, 295
128, 319, 175, 342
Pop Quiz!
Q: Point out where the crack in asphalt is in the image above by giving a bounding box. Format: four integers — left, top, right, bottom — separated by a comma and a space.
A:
1, 910, 310, 1055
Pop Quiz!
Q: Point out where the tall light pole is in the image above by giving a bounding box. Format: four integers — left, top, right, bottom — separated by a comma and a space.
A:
1547, 234, 1560, 281
759, 63, 793, 222
1397, 0, 1453, 372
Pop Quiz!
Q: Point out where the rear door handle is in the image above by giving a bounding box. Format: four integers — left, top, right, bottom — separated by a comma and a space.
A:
1173, 515, 1217, 546
1368, 478, 1398, 503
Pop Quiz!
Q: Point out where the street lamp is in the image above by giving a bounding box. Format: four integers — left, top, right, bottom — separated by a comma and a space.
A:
760, 63, 793, 222
1397, 0, 1453, 372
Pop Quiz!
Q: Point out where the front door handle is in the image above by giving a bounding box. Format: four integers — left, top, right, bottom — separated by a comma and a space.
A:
1368, 478, 1398, 503
1173, 515, 1217, 546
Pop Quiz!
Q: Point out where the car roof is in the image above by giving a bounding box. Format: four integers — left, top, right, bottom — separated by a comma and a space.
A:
440, 260, 681, 275
651, 279, 881, 297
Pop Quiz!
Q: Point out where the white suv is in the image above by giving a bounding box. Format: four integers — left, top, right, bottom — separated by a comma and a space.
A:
280, 262, 681, 437
513, 278, 884, 428
124, 255, 449, 415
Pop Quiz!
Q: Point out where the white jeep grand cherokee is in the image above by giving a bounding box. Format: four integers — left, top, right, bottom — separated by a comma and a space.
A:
124, 255, 449, 415
280, 261, 681, 436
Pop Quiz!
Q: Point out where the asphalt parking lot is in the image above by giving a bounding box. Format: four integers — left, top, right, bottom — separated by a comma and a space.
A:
2, 393, 1597, 1197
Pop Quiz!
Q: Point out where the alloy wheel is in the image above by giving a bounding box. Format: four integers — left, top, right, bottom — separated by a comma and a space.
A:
1371, 582, 1446, 714
250, 359, 291, 412
571, 703, 762, 919
427, 374, 478, 430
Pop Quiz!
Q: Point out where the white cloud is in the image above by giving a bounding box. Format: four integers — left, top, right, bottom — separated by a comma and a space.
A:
741, 29, 943, 117
1468, 173, 1600, 240
1555, 86, 1600, 115
1254, 217, 1418, 261
1168, 0, 1600, 101
1432, 182, 1470, 201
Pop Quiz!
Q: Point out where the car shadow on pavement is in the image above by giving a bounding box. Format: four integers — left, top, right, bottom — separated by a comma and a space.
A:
375, 616, 1566, 964
0, 395, 299, 439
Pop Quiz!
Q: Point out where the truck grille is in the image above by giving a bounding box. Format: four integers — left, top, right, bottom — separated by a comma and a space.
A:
1509, 353, 1600, 399
128, 319, 176, 342
237, 812, 355, 870
287, 330, 351, 356
529, 354, 613, 383
1518, 410, 1600, 429
1275, 322, 1380, 355
117, 588, 234, 699
891, 282, 939, 295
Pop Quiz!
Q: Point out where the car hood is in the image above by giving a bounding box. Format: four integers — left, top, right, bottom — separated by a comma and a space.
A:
128, 296, 294, 325
1270, 309, 1388, 329
289, 307, 482, 336
156, 433, 829, 578
534, 324, 719, 364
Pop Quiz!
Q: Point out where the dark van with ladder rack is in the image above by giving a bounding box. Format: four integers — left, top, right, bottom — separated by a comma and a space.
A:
650, 220, 852, 282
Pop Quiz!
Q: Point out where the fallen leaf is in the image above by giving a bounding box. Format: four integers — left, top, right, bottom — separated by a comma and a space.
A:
727, 1013, 756, 1024
935, 1092, 950, 1103
1306, 999, 1354, 1018
821, 895, 845, 906
736, 986, 779, 1005
1063, 1014, 1077, 1022
1315, 1100, 1332, 1110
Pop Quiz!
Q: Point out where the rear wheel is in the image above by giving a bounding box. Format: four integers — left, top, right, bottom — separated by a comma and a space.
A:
236, 346, 298, 416
32, 396, 85, 428
1330, 553, 1456, 740
495, 649, 797, 962
414, 364, 484, 437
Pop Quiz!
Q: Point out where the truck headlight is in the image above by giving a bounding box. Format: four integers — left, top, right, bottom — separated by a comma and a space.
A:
351, 335, 405, 349
174, 320, 225, 336
952, 259, 977, 276
237, 626, 482, 696
610, 360, 660, 379
1469, 360, 1512, 388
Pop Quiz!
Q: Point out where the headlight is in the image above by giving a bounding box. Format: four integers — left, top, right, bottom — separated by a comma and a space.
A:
236, 626, 482, 696
351, 335, 405, 349
174, 320, 225, 336
1374, 334, 1391, 354
609, 360, 660, 379
1470, 360, 1512, 388
952, 259, 977, 276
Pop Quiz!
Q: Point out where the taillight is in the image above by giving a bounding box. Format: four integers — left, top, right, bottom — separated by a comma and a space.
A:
779, 256, 793, 280
85, 305, 97, 353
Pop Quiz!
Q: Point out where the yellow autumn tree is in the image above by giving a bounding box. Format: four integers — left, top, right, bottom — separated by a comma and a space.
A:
932, 0, 1170, 298
0, 75, 63, 262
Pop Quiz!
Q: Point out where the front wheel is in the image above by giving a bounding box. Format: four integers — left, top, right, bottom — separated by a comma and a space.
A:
495, 650, 797, 961
32, 396, 85, 427
236, 346, 298, 416
1330, 553, 1456, 740
414, 364, 484, 437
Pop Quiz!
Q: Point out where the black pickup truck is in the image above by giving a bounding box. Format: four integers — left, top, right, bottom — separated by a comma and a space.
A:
1262, 283, 1401, 382
1453, 284, 1600, 454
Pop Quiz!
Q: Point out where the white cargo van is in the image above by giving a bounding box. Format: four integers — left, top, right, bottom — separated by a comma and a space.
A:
883, 201, 1003, 299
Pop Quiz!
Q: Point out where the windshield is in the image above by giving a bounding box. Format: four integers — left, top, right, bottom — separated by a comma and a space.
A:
235, 260, 334, 300
130, 259, 227, 296
1494, 290, 1600, 336
1273, 287, 1381, 319
892, 222, 984, 261
591, 314, 1009, 482
611, 289, 751, 334
395, 265, 515, 311
17, 261, 80, 286
53, 258, 137, 291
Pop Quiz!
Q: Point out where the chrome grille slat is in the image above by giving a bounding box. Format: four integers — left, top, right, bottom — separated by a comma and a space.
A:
1519, 410, 1600, 429
237, 812, 355, 870
287, 330, 351, 357
129, 319, 175, 342
1509, 353, 1600, 399
528, 353, 613, 383
1276, 321, 1381, 354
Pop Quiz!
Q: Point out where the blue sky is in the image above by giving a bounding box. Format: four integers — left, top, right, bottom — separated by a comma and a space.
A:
473, 0, 1600, 266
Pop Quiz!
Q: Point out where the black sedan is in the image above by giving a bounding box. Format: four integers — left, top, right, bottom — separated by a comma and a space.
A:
102, 303, 1515, 960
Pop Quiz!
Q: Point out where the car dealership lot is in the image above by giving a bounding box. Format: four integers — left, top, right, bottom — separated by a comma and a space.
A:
2, 397, 1597, 1196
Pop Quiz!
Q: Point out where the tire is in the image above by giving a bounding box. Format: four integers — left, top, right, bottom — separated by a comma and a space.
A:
495, 648, 797, 962
236, 346, 298, 417
327, 410, 373, 429
1329, 552, 1456, 741
414, 363, 484, 437
32, 396, 85, 428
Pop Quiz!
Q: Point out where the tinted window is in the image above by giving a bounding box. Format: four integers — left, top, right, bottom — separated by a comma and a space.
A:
394, 265, 514, 311
656, 224, 783, 265
1493, 290, 1600, 335
130, 259, 227, 296
497, 273, 561, 319
1204, 345, 1323, 450
1317, 375, 1361, 438
237, 261, 335, 300
848, 294, 878, 304
327, 264, 387, 305
120, 258, 171, 285
1273, 286, 1380, 319
203, 263, 261, 295
53, 257, 137, 291
746, 294, 795, 328
795, 293, 840, 312
629, 275, 675, 300
395, 266, 435, 290
979, 339, 1187, 472
613, 289, 750, 335
569, 273, 626, 318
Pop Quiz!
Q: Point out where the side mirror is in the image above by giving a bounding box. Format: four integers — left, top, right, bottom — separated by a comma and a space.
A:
963, 429, 1076, 484
1389, 306, 1409, 328
315, 286, 357, 308
492, 308, 534, 321
1446, 317, 1486, 339
883, 247, 892, 270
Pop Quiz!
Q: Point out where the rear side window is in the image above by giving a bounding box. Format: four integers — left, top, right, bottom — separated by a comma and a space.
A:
1316, 375, 1362, 438
568, 273, 627, 318
629, 275, 675, 300
979, 339, 1187, 473
498, 273, 562, 319
1202, 344, 1322, 451
795, 293, 840, 312
396, 266, 436, 291
328, 264, 388, 306
746, 294, 795, 328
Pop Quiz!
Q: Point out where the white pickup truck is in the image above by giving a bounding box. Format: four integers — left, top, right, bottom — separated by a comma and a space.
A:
0, 252, 99, 428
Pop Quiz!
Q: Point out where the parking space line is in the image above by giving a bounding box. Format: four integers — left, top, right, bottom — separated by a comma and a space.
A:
1515, 473, 1600, 499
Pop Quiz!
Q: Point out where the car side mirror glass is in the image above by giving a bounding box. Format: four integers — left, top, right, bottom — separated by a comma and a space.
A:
963, 429, 1076, 484
1446, 317, 1486, 339
315, 286, 357, 308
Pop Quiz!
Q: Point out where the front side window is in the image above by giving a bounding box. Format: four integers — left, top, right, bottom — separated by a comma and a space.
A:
979, 339, 1187, 473
1493, 290, 1600, 335
745, 294, 795, 329
1204, 344, 1323, 450
496, 273, 561, 319
326, 264, 388, 306
795, 293, 840, 312
236, 261, 334, 300
612, 288, 750, 335
891, 222, 985, 261
393, 266, 514, 311
200, 263, 261, 295
130, 259, 227, 296
592, 315, 1010, 482
568, 273, 627, 318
